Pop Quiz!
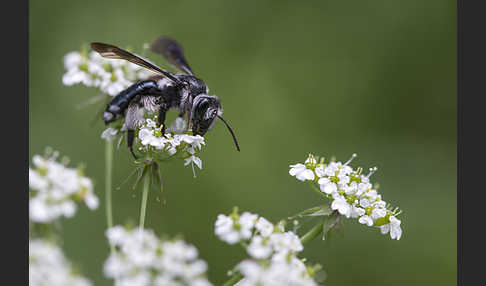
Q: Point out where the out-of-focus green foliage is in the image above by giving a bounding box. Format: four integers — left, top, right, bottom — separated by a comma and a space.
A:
29, 0, 456, 285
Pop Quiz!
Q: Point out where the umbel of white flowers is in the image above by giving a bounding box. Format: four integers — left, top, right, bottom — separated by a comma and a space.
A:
289, 153, 403, 240
30, 239, 93, 286
62, 48, 152, 96
215, 209, 320, 286
104, 225, 213, 286
29, 150, 99, 223
101, 117, 206, 174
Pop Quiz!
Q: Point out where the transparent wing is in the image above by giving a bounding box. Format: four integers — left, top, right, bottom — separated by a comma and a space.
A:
150, 36, 194, 75
90, 42, 180, 84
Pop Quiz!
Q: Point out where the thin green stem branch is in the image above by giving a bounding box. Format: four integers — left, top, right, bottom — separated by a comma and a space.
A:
300, 217, 325, 244
307, 181, 328, 201
105, 140, 115, 252
222, 272, 243, 286
139, 170, 151, 230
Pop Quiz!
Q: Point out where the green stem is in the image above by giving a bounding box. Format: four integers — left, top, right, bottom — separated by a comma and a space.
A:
105, 140, 115, 252
300, 217, 326, 244
307, 181, 328, 201
222, 272, 243, 286
139, 170, 151, 230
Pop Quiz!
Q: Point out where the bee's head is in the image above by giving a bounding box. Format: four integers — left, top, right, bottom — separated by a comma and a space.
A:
191, 95, 221, 136
191, 94, 240, 151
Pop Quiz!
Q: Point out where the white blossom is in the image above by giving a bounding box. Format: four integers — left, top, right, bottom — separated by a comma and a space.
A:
247, 236, 273, 259
62, 49, 150, 96
290, 153, 403, 240
101, 127, 118, 141
255, 217, 274, 237
30, 239, 92, 286
380, 216, 402, 240
236, 257, 317, 286
289, 163, 315, 181
216, 210, 319, 286
214, 212, 258, 244
29, 152, 98, 223
104, 226, 213, 286
137, 118, 206, 171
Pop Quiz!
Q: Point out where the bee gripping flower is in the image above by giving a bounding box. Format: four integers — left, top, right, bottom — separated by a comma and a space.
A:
136, 118, 206, 171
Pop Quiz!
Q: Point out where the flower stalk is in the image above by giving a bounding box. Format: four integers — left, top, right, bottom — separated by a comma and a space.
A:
139, 169, 151, 230
300, 217, 326, 244
222, 272, 244, 286
105, 140, 115, 252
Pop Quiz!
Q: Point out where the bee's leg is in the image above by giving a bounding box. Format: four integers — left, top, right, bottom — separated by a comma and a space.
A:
157, 104, 169, 135
127, 130, 137, 159
125, 102, 144, 159
177, 110, 185, 118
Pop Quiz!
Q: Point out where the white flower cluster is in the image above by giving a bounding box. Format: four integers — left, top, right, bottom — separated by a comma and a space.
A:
289, 154, 403, 240
30, 239, 92, 286
29, 152, 99, 223
104, 225, 212, 286
138, 118, 205, 169
215, 210, 318, 286
62, 49, 152, 96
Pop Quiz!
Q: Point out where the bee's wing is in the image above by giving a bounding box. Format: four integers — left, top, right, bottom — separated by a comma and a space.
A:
90, 42, 181, 84
150, 36, 194, 75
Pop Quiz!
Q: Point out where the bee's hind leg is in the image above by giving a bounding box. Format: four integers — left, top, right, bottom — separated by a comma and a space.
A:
127, 130, 138, 159
125, 102, 144, 159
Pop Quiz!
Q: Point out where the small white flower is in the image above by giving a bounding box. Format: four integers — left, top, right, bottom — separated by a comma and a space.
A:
185, 155, 203, 170
168, 116, 187, 133
380, 216, 402, 240
358, 215, 374, 226
318, 177, 337, 194
104, 226, 213, 285
314, 164, 326, 177
214, 214, 240, 244
331, 196, 351, 218
239, 212, 258, 240
371, 207, 387, 220
29, 152, 98, 223
101, 127, 118, 141
350, 205, 365, 218
289, 164, 315, 181
255, 217, 274, 237
30, 239, 93, 286
247, 235, 273, 259
29, 168, 48, 191
269, 232, 303, 254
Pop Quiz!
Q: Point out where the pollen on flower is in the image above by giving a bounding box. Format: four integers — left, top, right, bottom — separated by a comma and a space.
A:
289, 153, 403, 240
29, 150, 99, 223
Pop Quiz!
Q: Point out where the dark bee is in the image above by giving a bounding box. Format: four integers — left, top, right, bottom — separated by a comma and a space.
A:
90, 36, 240, 158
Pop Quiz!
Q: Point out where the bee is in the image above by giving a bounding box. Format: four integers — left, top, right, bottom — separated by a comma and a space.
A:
90, 36, 240, 158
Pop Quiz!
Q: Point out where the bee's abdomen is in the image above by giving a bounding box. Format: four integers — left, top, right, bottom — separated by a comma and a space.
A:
103, 80, 161, 124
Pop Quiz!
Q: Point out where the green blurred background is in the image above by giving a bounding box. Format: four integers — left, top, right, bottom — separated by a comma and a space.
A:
29, 0, 456, 285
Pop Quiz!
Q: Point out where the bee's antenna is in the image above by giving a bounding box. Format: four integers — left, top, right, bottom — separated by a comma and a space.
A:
217, 115, 240, 152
